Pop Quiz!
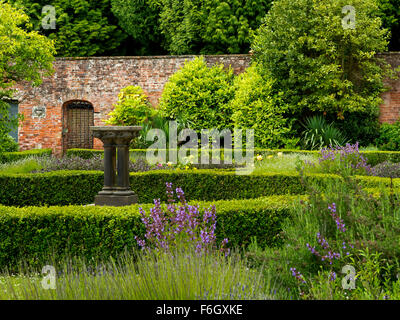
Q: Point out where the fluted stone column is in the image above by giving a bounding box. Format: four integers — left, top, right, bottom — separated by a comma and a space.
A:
90, 126, 142, 206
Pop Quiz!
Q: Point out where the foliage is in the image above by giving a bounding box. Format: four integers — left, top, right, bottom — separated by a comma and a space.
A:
105, 86, 155, 126
0, 149, 52, 164
135, 112, 195, 150
0, 135, 19, 153
328, 111, 380, 147
375, 121, 400, 151
229, 64, 295, 149
34, 156, 153, 173
136, 183, 229, 255
0, 195, 294, 269
0, 247, 267, 300
110, 0, 164, 55
0, 1, 55, 153
65, 148, 104, 159
246, 164, 400, 299
372, 161, 400, 178
0, 158, 42, 174
159, 0, 273, 55
0, 168, 397, 207
377, 0, 400, 51
305, 143, 373, 176
10, 0, 127, 57
65, 147, 400, 168
160, 57, 235, 132
252, 0, 396, 141
301, 116, 348, 150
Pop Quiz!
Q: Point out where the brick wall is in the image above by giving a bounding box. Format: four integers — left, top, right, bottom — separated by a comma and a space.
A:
379, 52, 400, 123
12, 53, 400, 155
13, 55, 250, 155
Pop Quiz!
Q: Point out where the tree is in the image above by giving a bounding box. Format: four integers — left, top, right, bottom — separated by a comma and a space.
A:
159, 0, 273, 55
159, 57, 235, 131
0, 0, 55, 151
377, 0, 400, 51
252, 0, 397, 144
9, 0, 127, 57
110, 0, 165, 55
230, 64, 296, 148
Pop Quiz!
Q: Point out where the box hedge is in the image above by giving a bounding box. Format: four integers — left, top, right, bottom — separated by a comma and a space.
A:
0, 195, 296, 270
0, 149, 52, 164
0, 170, 397, 207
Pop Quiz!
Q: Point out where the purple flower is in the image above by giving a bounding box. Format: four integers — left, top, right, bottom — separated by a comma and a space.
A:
135, 183, 229, 255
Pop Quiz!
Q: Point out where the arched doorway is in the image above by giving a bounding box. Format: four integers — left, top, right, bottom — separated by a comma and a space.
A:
62, 100, 94, 152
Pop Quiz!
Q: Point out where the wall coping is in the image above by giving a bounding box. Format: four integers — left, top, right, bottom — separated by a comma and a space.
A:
55, 54, 252, 61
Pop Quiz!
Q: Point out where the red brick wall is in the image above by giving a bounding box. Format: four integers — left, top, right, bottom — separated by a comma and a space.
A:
379, 52, 400, 123
13, 55, 250, 155
12, 53, 400, 155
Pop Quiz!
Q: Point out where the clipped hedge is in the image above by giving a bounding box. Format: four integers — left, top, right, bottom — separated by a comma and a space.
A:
0, 169, 398, 207
0, 149, 52, 164
0, 195, 296, 270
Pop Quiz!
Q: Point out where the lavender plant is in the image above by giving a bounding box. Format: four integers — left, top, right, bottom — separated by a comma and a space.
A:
135, 182, 229, 255
316, 142, 373, 176
372, 161, 400, 179
35, 156, 157, 173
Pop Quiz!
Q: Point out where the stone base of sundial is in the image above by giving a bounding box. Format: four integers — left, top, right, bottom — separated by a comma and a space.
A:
90, 126, 142, 207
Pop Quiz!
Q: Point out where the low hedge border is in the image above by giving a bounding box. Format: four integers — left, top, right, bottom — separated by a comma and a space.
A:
66, 148, 400, 166
0, 195, 297, 270
0, 169, 398, 207
0, 149, 52, 164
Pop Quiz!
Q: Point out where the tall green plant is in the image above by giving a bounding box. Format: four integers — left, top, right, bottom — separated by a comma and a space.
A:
252, 0, 396, 140
0, 0, 55, 153
159, 57, 235, 132
301, 116, 348, 150
10, 0, 127, 56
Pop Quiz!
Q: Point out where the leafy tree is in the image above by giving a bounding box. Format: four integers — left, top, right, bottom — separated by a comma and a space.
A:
159, 0, 273, 54
377, 0, 400, 51
230, 64, 296, 148
110, 0, 165, 55
159, 57, 235, 131
8, 0, 127, 57
252, 0, 397, 145
0, 0, 55, 151
105, 86, 155, 126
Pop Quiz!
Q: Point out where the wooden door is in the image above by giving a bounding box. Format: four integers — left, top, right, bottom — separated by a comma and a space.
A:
65, 101, 94, 150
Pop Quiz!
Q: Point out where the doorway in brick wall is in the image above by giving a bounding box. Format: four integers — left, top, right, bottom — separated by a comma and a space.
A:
62, 101, 94, 153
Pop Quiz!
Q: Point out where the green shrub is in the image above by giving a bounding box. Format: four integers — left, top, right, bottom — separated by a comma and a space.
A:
66, 149, 104, 159
301, 116, 348, 150
252, 0, 393, 117
0, 149, 52, 164
159, 57, 235, 131
0, 169, 397, 207
0, 195, 294, 270
376, 121, 400, 151
230, 64, 295, 149
106, 85, 155, 126
0, 134, 18, 153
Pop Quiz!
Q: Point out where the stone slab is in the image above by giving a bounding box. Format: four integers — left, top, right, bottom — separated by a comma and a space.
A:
94, 194, 138, 207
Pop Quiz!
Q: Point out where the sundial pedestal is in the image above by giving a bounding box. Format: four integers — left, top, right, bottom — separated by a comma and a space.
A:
90, 126, 142, 207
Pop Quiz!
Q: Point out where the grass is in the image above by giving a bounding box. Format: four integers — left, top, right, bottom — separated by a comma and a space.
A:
0, 246, 273, 300
252, 153, 318, 175
0, 157, 43, 174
